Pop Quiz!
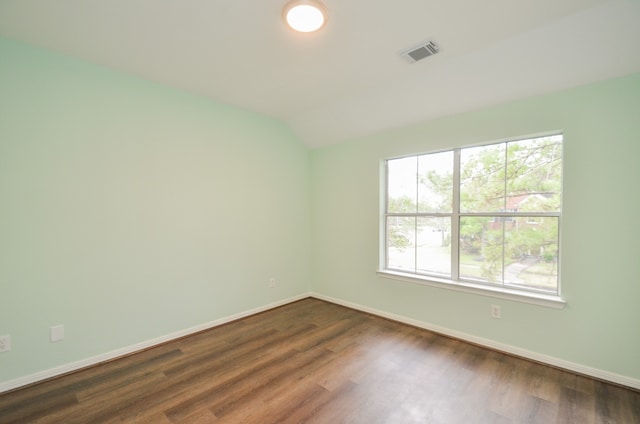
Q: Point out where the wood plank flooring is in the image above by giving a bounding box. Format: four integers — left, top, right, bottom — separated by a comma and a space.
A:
1, 298, 639, 423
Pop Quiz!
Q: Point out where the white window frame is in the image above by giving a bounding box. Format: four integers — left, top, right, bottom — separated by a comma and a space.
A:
377, 134, 566, 309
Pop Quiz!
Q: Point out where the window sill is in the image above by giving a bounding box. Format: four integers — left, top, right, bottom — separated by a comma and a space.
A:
376, 270, 566, 309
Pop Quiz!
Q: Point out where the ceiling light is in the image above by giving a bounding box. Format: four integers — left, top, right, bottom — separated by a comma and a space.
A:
283, 0, 328, 33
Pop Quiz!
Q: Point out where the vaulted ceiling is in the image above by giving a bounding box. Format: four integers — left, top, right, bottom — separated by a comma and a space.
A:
1, 0, 639, 147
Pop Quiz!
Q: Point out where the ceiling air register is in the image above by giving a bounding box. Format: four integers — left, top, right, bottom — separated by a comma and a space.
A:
402, 40, 440, 63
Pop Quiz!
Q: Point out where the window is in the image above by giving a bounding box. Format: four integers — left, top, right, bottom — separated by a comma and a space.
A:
382, 134, 562, 299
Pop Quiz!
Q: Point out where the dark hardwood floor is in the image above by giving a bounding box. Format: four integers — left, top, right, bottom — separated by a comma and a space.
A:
1, 298, 639, 423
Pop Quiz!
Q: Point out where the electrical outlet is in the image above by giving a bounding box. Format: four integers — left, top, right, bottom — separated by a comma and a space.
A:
0, 335, 11, 353
491, 304, 502, 319
51, 325, 65, 342
268, 277, 276, 288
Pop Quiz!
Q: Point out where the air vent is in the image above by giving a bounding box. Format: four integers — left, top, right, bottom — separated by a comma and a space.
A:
402, 40, 440, 63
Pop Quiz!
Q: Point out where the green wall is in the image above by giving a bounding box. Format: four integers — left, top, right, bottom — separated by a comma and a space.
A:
0, 37, 310, 383
2, 33, 639, 388
310, 72, 640, 381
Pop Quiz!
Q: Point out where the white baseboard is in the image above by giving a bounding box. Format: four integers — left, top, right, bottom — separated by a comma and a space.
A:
310, 292, 640, 391
0, 293, 310, 394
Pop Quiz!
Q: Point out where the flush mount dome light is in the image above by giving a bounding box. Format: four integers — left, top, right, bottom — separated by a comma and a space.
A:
283, 0, 328, 33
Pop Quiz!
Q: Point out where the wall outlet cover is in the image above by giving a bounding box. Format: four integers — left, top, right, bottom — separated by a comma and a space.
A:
0, 335, 11, 352
51, 325, 65, 342
491, 304, 502, 319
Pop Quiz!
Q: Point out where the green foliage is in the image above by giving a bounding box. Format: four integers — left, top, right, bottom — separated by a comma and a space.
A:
387, 215, 414, 251
480, 229, 503, 282
387, 195, 416, 214
460, 144, 506, 212
460, 217, 486, 254
388, 228, 410, 250
419, 169, 453, 212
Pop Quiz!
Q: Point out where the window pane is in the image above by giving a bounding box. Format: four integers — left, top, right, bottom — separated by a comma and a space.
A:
387, 157, 417, 213
460, 143, 506, 212
504, 217, 559, 293
418, 151, 453, 213
387, 216, 416, 272
417, 217, 451, 277
459, 217, 503, 283
506, 135, 562, 213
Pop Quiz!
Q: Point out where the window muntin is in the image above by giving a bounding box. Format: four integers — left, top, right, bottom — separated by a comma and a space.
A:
384, 134, 562, 295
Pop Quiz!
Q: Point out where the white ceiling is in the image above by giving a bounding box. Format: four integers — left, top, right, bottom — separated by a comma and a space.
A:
1, 0, 639, 148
